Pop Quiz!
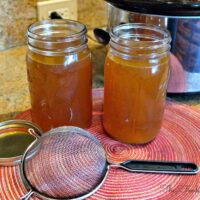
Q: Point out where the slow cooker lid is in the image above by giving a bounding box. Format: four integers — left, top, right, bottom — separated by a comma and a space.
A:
105, 0, 200, 17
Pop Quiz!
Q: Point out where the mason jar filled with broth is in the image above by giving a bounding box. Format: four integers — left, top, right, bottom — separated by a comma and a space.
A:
27, 20, 92, 132
103, 23, 171, 144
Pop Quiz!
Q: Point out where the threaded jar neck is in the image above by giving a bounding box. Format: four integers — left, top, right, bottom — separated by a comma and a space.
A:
27, 20, 88, 56
109, 23, 171, 59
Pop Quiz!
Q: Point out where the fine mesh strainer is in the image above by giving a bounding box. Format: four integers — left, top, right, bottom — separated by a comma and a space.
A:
20, 126, 199, 200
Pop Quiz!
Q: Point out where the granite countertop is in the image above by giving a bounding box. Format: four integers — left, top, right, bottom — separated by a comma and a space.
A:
1, 34, 200, 121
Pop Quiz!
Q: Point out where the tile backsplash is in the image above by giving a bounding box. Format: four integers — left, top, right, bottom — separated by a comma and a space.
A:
0, 0, 107, 50
78, 0, 107, 28
0, 0, 37, 50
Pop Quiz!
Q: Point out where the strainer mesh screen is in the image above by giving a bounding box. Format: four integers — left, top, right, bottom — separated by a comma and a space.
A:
23, 127, 107, 199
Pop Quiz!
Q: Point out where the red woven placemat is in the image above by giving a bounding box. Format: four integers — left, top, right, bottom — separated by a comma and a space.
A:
1, 88, 200, 200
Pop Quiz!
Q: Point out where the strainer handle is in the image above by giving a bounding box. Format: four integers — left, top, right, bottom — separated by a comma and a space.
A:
116, 160, 199, 175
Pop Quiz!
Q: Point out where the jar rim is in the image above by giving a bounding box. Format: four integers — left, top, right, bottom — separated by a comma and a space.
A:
109, 23, 171, 59
27, 19, 88, 56
28, 19, 87, 42
110, 23, 171, 45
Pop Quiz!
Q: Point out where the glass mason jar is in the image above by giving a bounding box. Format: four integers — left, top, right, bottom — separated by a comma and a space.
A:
103, 23, 171, 144
27, 20, 92, 132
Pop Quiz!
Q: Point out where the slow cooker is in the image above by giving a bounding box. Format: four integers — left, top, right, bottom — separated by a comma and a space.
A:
105, 0, 200, 93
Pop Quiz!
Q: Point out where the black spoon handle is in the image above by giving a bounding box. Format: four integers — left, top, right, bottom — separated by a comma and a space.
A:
115, 160, 199, 175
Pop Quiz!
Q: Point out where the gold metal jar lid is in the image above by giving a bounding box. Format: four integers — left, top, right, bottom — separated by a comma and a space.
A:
0, 120, 43, 166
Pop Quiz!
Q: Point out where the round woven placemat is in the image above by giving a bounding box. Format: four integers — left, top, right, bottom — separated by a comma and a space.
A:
1, 88, 200, 200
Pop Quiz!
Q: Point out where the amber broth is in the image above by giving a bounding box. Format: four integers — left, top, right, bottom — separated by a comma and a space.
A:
103, 54, 169, 144
27, 51, 92, 132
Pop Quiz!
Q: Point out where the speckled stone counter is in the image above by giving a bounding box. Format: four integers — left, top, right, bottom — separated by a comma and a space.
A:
0, 46, 30, 116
